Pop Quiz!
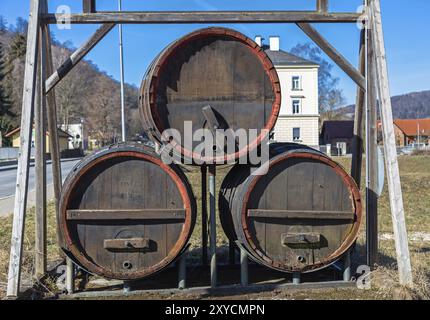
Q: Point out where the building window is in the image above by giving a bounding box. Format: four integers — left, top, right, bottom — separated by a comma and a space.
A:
292, 100, 301, 114
293, 127, 301, 141
292, 76, 301, 90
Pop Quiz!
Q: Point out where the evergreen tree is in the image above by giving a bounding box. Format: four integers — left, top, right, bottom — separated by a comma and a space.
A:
9, 33, 27, 61
14, 17, 28, 35
0, 43, 16, 121
0, 15, 8, 32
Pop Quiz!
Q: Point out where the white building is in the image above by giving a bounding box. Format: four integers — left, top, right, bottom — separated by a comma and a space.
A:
257, 36, 320, 146
61, 123, 84, 150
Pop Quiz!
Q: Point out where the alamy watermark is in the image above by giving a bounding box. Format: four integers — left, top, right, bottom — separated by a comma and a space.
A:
159, 121, 271, 176
56, 5, 71, 30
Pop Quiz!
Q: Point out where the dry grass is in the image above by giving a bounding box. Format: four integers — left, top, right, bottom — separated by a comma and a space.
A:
0, 155, 429, 299
0, 202, 59, 296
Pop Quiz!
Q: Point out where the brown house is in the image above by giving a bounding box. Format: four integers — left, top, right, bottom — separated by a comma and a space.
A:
320, 120, 354, 154
4, 127, 72, 153
378, 119, 430, 147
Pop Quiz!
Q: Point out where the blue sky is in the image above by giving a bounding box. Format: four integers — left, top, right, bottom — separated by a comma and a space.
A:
1, 0, 429, 105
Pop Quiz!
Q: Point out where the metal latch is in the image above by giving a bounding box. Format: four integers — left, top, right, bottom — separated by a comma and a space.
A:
104, 238, 150, 251
281, 233, 321, 246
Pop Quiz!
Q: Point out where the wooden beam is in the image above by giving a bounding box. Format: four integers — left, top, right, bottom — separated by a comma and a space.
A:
248, 210, 355, 220
7, 0, 42, 298
370, 0, 413, 286
317, 0, 329, 12
83, 0, 96, 13
34, 30, 47, 279
297, 22, 366, 90
366, 30, 379, 268
351, 29, 366, 187
45, 23, 115, 94
42, 11, 362, 24
41, 23, 64, 251
66, 209, 186, 220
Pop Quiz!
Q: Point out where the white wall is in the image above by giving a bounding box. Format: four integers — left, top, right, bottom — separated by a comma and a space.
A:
274, 117, 319, 146
273, 65, 320, 146
277, 66, 319, 116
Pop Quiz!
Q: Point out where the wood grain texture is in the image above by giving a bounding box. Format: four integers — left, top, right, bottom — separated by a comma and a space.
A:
297, 22, 366, 90
7, 0, 41, 298
66, 209, 186, 220
42, 11, 362, 24
35, 37, 47, 278
370, 0, 412, 286
351, 28, 366, 187
219, 144, 361, 273
45, 23, 114, 94
60, 146, 196, 280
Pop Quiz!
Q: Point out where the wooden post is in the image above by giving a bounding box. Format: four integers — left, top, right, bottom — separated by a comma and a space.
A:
366, 30, 379, 268
45, 23, 115, 94
296, 23, 365, 90
316, 0, 328, 12
351, 28, 366, 187
42, 11, 363, 25
7, 0, 42, 298
42, 19, 76, 290
41, 23, 63, 245
83, 0, 96, 13
34, 29, 47, 279
370, 0, 413, 286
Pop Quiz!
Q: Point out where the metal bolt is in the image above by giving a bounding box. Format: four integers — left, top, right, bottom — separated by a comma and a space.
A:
297, 256, 306, 263
123, 261, 132, 270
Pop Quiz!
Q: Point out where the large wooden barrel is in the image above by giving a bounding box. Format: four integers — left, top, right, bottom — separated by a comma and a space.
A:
219, 143, 362, 273
140, 27, 281, 164
59, 144, 196, 280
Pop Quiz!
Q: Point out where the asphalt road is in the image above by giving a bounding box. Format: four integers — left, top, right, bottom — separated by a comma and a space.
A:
0, 160, 81, 199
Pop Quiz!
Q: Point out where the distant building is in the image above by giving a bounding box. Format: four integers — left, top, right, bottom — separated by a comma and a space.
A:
378, 118, 430, 147
61, 123, 86, 150
320, 120, 354, 155
4, 127, 72, 154
257, 36, 320, 146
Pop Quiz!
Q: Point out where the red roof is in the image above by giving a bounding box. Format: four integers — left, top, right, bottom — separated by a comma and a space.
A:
394, 119, 430, 136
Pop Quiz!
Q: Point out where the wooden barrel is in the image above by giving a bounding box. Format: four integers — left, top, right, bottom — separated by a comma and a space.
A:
219, 143, 362, 273
140, 27, 281, 164
59, 144, 196, 280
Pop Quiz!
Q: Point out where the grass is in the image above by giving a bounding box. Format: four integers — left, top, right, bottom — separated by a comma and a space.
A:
0, 202, 59, 296
0, 155, 429, 299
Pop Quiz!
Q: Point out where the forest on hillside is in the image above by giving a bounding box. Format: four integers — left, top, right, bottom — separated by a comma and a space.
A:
339, 90, 430, 120
0, 16, 143, 147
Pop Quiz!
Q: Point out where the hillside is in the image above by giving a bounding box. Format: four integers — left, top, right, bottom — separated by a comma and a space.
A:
0, 24, 142, 145
338, 90, 430, 120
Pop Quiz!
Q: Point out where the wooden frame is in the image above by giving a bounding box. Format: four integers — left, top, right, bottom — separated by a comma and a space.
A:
42, 11, 362, 25
83, 0, 96, 14
6, 0, 413, 298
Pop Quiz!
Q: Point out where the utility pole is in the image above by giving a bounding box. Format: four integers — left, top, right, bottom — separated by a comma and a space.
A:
118, 0, 126, 142
417, 122, 420, 147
